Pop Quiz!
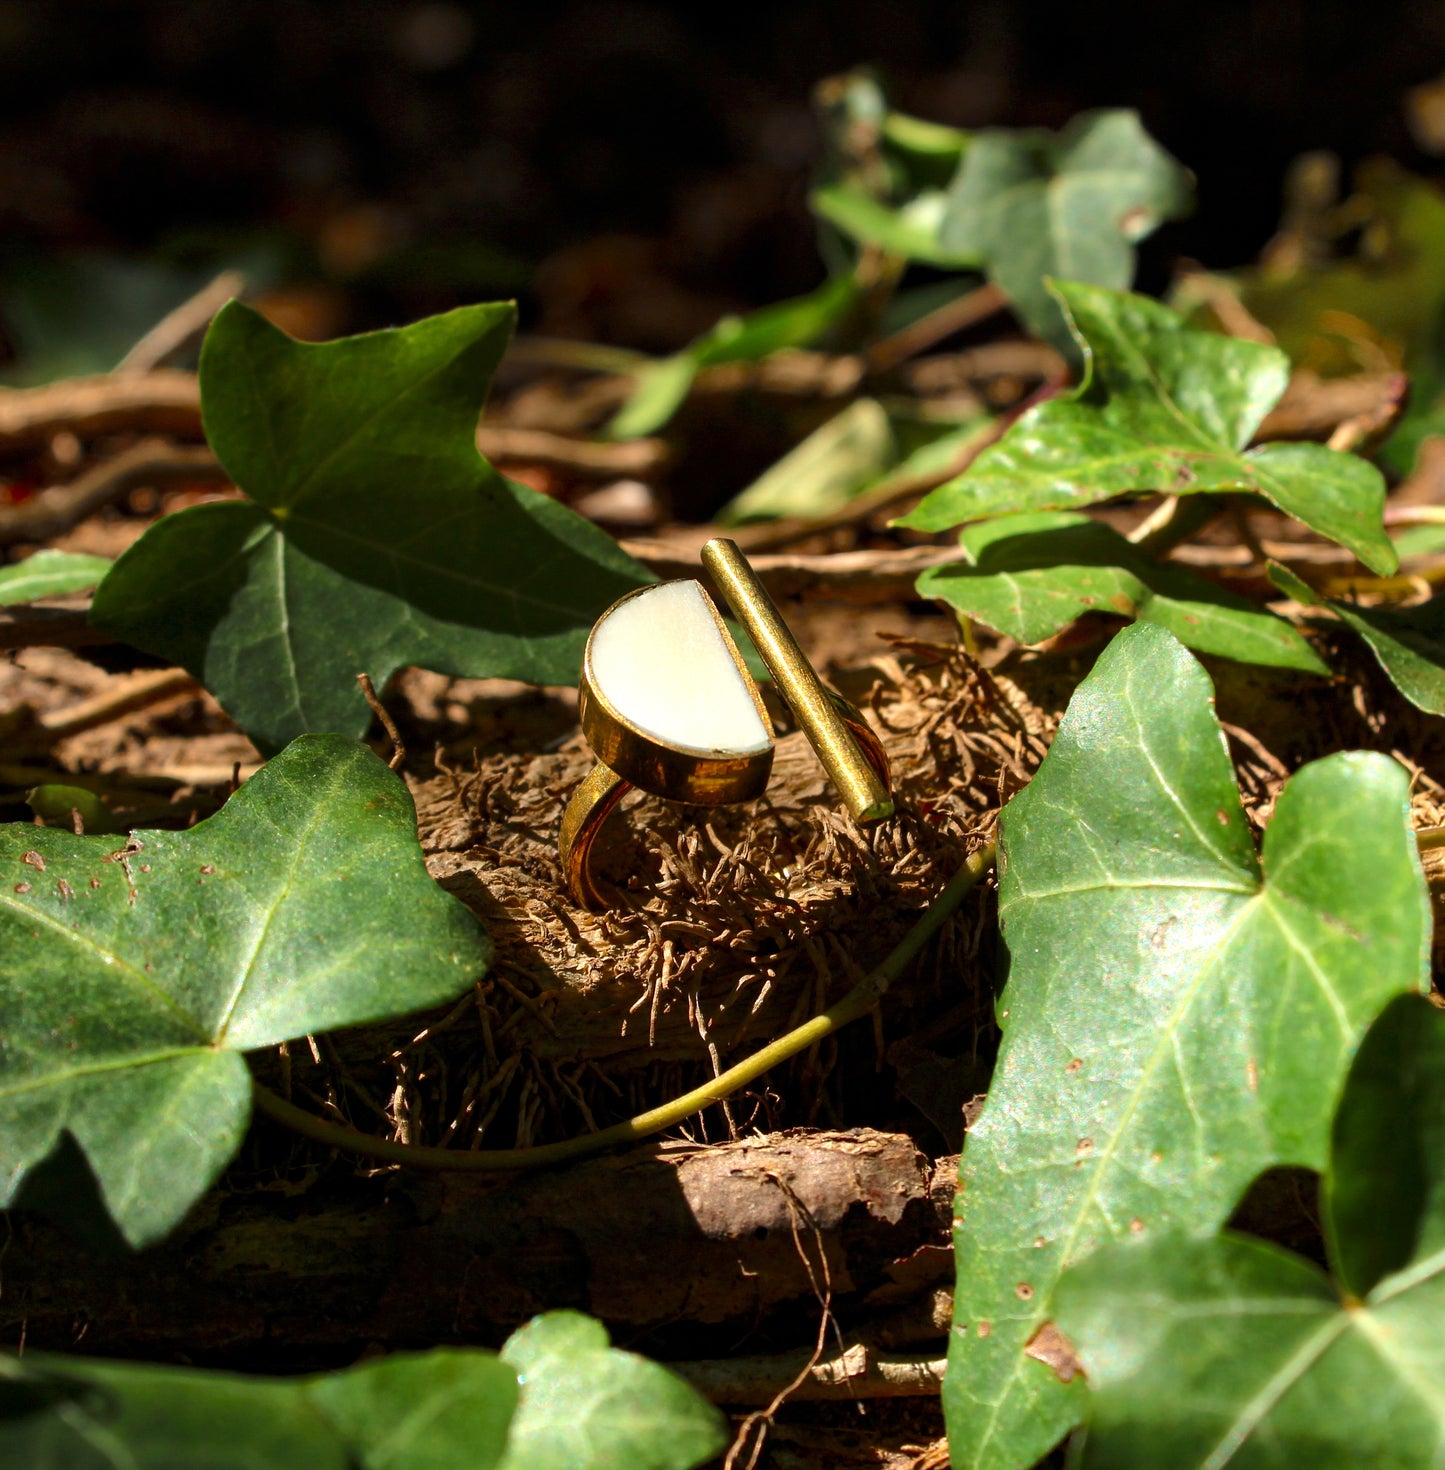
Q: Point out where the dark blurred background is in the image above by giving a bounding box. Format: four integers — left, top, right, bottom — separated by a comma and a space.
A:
0, 0, 1442, 351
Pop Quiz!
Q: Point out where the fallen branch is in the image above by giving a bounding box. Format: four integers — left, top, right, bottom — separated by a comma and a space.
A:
0, 370, 203, 454
0, 439, 227, 547
3, 1128, 954, 1355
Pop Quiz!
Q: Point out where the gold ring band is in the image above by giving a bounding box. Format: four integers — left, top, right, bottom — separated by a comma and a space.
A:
559, 538, 893, 910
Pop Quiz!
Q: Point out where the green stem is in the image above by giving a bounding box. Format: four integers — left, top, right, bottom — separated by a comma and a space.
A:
252, 840, 997, 1172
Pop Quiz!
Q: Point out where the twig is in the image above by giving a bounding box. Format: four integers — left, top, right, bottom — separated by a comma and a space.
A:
357, 672, 406, 770
1256, 369, 1408, 444
115, 271, 246, 375
1126, 494, 1224, 555
0, 439, 227, 547
680, 1343, 946, 1404
0, 370, 202, 454
624, 539, 960, 603
503, 335, 651, 374
252, 840, 997, 1171
0, 599, 112, 652
35, 668, 200, 742
475, 424, 670, 478
865, 282, 1009, 374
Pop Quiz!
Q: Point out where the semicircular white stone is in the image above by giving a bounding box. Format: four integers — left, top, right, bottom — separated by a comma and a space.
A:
589, 581, 771, 755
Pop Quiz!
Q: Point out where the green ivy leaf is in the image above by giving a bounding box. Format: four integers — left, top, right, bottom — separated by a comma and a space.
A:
498, 1311, 727, 1470
809, 182, 974, 268
0, 1346, 518, 1468
918, 511, 1327, 672
607, 275, 859, 439
0, 733, 490, 1247
0, 1314, 725, 1468
1269, 562, 1445, 714
1056, 995, 1445, 1467
945, 621, 1429, 1470
90, 301, 648, 754
900, 282, 1397, 576
0, 550, 112, 605
938, 110, 1192, 352
717, 398, 896, 524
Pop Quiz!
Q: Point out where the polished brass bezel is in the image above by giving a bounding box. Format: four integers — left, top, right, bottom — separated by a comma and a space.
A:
578, 580, 775, 806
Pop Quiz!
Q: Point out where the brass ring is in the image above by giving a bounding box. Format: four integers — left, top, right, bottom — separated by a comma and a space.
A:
559, 538, 893, 909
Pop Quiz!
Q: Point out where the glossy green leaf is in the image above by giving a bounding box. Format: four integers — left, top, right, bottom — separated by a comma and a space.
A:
938, 110, 1192, 352
717, 398, 896, 524
945, 622, 1429, 1470
1057, 996, 1445, 1468
901, 282, 1397, 576
0, 550, 112, 605
90, 301, 648, 753
0, 733, 490, 1247
1269, 561, 1445, 714
0, 1345, 518, 1467
607, 275, 859, 439
918, 511, 1327, 672
499, 1311, 727, 1470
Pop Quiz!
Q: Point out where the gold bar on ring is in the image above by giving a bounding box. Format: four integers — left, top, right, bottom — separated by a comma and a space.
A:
701, 536, 894, 823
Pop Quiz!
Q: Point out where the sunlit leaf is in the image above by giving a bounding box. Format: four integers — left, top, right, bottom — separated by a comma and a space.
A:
945, 622, 1429, 1469
90, 301, 648, 753
607, 275, 859, 439
717, 398, 896, 524
0, 734, 490, 1246
498, 1312, 726, 1470
901, 282, 1396, 576
919, 511, 1327, 671
1057, 996, 1445, 1468
0, 551, 112, 605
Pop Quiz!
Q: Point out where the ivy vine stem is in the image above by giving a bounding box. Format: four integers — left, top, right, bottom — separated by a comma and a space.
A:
251, 837, 999, 1172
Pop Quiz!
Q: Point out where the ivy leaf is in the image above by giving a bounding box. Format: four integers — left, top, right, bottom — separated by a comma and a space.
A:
0, 1313, 724, 1468
90, 302, 649, 754
0, 733, 490, 1247
717, 398, 896, 524
607, 275, 858, 439
498, 1311, 727, 1470
918, 511, 1327, 673
945, 621, 1429, 1470
810, 182, 974, 268
0, 550, 111, 605
0, 1346, 518, 1468
1056, 995, 1445, 1467
899, 282, 1397, 577
1270, 561, 1445, 714
938, 110, 1192, 352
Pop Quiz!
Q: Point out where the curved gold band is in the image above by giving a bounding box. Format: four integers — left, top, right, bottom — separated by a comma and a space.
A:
559, 697, 891, 910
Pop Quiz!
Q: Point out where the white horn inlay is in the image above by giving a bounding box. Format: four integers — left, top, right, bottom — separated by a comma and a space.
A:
589, 581, 771, 755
